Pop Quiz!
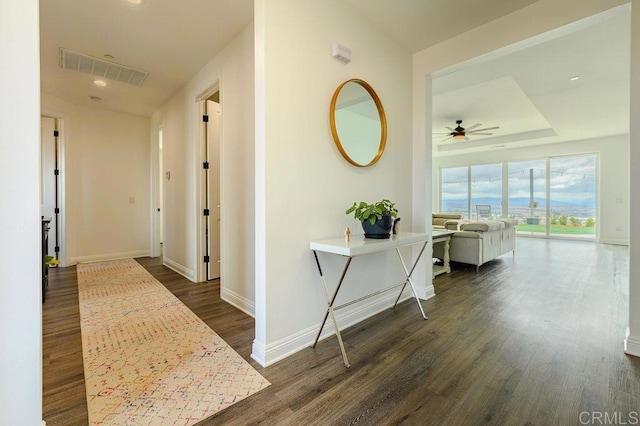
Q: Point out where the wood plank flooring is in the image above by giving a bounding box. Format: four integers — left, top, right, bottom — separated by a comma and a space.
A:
43, 238, 640, 425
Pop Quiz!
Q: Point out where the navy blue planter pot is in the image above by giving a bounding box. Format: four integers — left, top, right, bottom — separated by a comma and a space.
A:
362, 214, 393, 239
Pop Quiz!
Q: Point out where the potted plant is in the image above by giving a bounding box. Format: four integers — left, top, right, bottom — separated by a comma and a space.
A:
346, 199, 398, 238
525, 200, 540, 225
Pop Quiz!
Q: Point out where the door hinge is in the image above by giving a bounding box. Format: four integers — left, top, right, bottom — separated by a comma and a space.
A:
53, 130, 59, 137
54, 246, 60, 253
203, 115, 209, 123
203, 161, 209, 169
204, 256, 210, 263
204, 209, 210, 216
54, 208, 60, 214
54, 169, 60, 176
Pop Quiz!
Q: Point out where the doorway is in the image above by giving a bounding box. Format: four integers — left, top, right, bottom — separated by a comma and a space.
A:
40, 115, 62, 263
202, 92, 221, 280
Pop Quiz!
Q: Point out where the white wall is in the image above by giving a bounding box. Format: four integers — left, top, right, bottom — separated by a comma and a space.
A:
0, 0, 42, 423
432, 135, 629, 245
254, 0, 414, 366
625, 0, 640, 357
151, 23, 256, 312
41, 93, 151, 264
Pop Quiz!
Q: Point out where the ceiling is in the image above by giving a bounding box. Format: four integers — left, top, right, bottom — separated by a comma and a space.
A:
430, 7, 631, 156
39, 0, 253, 117
39, 1, 630, 155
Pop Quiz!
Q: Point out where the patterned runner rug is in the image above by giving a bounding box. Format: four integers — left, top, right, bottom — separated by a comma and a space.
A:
77, 258, 270, 425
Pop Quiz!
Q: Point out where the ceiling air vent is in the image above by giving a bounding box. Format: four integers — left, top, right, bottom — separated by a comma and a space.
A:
59, 48, 148, 87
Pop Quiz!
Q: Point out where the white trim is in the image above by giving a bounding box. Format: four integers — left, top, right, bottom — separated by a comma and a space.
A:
195, 82, 221, 284
599, 238, 629, 246
163, 257, 195, 282
252, 291, 428, 367
71, 250, 149, 265
250, 338, 267, 367
624, 327, 640, 358
221, 287, 255, 317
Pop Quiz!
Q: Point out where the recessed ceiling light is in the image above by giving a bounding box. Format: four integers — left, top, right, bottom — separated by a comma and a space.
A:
570, 76, 580, 81
126, 0, 144, 4
90, 96, 102, 103
104, 54, 115, 61
93, 79, 107, 87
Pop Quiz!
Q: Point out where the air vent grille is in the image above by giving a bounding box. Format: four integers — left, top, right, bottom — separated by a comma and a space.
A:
59, 48, 148, 87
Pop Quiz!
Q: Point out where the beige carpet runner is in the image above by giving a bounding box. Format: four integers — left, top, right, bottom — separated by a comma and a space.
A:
77, 258, 270, 425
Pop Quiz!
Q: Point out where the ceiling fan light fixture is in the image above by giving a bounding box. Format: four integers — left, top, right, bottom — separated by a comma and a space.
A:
453, 134, 465, 140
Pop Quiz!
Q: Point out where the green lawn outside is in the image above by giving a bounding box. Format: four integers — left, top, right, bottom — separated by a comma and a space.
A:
516, 224, 596, 235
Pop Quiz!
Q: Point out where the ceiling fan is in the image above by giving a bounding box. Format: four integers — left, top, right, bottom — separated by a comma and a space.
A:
435, 120, 499, 141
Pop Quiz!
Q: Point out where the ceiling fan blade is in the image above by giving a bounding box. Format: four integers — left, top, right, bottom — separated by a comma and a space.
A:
467, 132, 493, 136
463, 136, 470, 141
465, 123, 482, 131
432, 132, 452, 135
468, 126, 499, 133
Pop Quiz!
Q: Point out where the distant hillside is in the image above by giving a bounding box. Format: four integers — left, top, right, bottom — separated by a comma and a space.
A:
443, 197, 596, 209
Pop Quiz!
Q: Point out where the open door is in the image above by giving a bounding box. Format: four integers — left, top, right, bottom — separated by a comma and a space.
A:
40, 116, 60, 261
204, 99, 221, 280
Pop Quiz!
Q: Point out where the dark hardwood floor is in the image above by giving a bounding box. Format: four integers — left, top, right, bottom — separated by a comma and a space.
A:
43, 238, 640, 425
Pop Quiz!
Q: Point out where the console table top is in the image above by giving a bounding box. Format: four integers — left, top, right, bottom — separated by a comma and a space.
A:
310, 232, 429, 257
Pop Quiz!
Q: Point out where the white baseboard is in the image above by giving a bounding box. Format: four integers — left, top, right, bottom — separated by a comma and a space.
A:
163, 257, 195, 282
250, 339, 267, 367
71, 250, 150, 265
221, 287, 255, 317
599, 238, 629, 246
624, 327, 640, 357
251, 290, 430, 367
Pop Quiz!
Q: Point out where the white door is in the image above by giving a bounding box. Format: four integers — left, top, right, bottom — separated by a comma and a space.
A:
206, 100, 221, 279
40, 116, 57, 257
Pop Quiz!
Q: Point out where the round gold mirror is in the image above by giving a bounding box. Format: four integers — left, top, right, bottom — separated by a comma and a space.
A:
330, 79, 387, 167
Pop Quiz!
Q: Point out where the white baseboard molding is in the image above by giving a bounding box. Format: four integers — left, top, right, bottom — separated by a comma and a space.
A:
624, 327, 640, 357
70, 250, 150, 265
251, 339, 267, 367
163, 257, 195, 282
599, 238, 629, 246
251, 290, 430, 367
221, 287, 255, 317
418, 283, 436, 301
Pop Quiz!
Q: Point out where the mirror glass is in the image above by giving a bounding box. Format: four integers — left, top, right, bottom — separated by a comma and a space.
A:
330, 79, 387, 167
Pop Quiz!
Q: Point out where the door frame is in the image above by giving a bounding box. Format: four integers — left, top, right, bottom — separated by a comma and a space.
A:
196, 82, 222, 283
40, 113, 67, 266
150, 123, 163, 258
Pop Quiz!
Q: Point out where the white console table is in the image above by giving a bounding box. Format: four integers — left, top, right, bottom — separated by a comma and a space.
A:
310, 232, 429, 367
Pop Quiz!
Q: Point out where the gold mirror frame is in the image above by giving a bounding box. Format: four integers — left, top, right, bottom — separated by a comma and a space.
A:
330, 79, 387, 167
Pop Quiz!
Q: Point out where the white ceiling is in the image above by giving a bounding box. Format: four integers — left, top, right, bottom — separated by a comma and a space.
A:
39, 1, 631, 155
40, 0, 253, 117
343, 0, 541, 53
430, 7, 631, 156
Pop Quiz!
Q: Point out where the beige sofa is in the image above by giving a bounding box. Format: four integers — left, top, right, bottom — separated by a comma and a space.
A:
432, 213, 465, 230
448, 219, 517, 272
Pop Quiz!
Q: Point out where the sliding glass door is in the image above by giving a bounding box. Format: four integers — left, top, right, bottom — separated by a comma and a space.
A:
439, 154, 597, 240
508, 160, 546, 235
441, 166, 469, 219
471, 163, 502, 220
549, 155, 597, 238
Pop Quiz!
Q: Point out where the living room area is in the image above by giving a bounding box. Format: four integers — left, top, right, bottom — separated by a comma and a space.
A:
428, 5, 629, 277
